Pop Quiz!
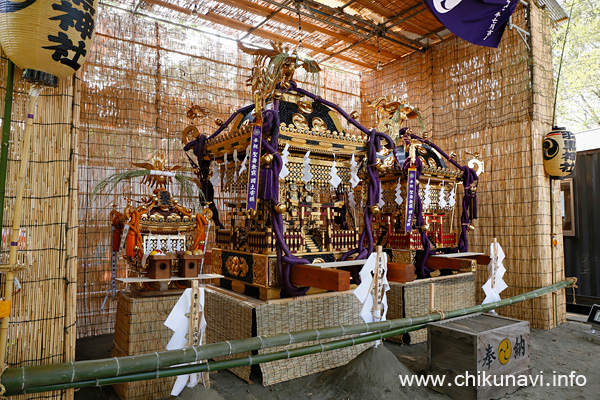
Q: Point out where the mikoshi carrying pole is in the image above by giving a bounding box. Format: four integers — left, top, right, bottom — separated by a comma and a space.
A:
0, 278, 575, 395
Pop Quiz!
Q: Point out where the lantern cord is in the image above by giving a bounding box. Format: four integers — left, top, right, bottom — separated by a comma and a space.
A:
552, 1, 575, 128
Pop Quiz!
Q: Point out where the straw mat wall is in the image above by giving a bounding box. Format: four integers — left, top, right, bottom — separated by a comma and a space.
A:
76, 5, 362, 338
361, 4, 565, 329
0, 53, 78, 399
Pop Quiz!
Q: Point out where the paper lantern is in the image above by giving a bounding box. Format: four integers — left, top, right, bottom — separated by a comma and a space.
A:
0, 0, 98, 79
543, 127, 576, 177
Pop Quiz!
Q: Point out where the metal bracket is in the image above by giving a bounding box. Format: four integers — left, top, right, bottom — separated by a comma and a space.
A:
508, 16, 530, 50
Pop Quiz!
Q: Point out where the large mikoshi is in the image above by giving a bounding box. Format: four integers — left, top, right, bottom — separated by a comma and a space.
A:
183, 43, 481, 299
104, 155, 210, 283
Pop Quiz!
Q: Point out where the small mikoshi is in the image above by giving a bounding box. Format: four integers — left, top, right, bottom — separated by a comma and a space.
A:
101, 155, 210, 283
183, 43, 481, 299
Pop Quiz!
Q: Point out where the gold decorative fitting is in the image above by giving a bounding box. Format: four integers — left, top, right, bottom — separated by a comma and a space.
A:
450, 151, 457, 159
280, 81, 291, 91
383, 155, 395, 168
292, 113, 309, 131
468, 225, 476, 231
225, 256, 249, 277
187, 104, 210, 120
214, 118, 224, 126
311, 117, 327, 132
274, 202, 287, 214
350, 111, 359, 120
297, 100, 313, 114
261, 154, 274, 164
370, 205, 381, 214
202, 207, 213, 220
181, 125, 200, 145
272, 90, 283, 100
247, 209, 257, 218
375, 159, 386, 172
422, 223, 430, 232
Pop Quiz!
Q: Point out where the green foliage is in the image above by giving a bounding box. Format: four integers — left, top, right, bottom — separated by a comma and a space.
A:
552, 0, 600, 131
90, 170, 150, 201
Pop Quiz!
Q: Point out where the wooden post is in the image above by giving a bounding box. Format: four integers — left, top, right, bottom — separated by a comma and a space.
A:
492, 237, 498, 290
429, 283, 435, 312
188, 280, 209, 387
373, 246, 382, 320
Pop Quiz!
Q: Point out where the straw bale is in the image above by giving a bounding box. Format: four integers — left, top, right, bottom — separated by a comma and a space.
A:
255, 291, 372, 386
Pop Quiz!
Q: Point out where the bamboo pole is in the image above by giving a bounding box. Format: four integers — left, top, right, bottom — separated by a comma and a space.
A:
0, 85, 44, 368
0, 60, 15, 231
0, 278, 575, 394
18, 324, 424, 394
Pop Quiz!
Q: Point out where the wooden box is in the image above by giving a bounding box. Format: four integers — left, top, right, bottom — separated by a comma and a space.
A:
387, 273, 475, 344
428, 313, 531, 400
178, 254, 202, 278
212, 247, 354, 300
147, 254, 175, 279
387, 262, 415, 283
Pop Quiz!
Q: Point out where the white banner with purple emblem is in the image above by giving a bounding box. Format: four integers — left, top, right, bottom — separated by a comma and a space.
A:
423, 0, 519, 48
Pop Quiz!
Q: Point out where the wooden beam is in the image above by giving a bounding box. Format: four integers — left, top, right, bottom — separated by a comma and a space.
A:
144, 0, 374, 69
215, 0, 401, 59
354, 0, 395, 19
425, 257, 477, 272
290, 264, 351, 291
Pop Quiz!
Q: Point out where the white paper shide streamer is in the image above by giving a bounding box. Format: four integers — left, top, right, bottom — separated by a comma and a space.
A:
378, 180, 385, 208
438, 185, 447, 209
482, 239, 508, 307
233, 149, 239, 182
223, 152, 228, 186
165, 288, 207, 396
394, 177, 403, 206
302, 150, 313, 183
280, 143, 290, 179
209, 160, 220, 187
354, 251, 390, 346
350, 154, 360, 188
448, 184, 457, 208
329, 158, 342, 188
348, 190, 356, 209
239, 144, 250, 176
422, 179, 432, 210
